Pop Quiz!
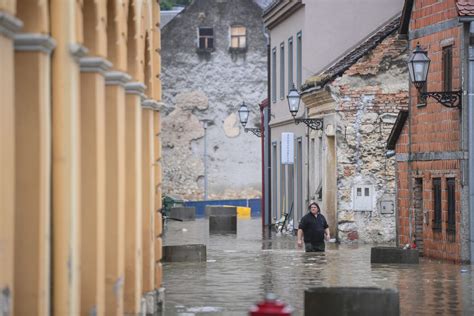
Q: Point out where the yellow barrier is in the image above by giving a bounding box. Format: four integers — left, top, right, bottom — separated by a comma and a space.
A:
236, 206, 251, 219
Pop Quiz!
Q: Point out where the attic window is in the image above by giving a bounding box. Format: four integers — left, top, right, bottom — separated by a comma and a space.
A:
230, 25, 246, 49
198, 27, 214, 50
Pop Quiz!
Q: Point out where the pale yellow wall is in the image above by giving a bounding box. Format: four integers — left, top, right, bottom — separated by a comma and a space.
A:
104, 83, 126, 316
14, 49, 51, 316
80, 70, 106, 316
0, 33, 15, 316
142, 108, 155, 293
0, 0, 16, 14
16, 0, 49, 33
124, 93, 143, 313
50, 0, 82, 313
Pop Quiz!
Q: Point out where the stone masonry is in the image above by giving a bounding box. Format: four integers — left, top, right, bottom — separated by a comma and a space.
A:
160, 0, 268, 200
330, 33, 408, 243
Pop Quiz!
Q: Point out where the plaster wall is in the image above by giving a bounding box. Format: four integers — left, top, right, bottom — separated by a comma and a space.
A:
160, 0, 267, 200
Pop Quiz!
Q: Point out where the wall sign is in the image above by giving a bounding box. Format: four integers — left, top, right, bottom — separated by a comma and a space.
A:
281, 132, 294, 165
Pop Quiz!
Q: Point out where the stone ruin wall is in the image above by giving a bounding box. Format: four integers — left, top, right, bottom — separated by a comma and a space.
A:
160, 0, 268, 201
330, 34, 409, 243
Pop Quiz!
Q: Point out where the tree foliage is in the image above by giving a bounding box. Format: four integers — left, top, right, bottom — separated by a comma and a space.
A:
160, 0, 192, 10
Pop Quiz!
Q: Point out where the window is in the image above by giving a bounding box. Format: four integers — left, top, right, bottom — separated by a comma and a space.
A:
272, 47, 276, 102
296, 138, 303, 220
443, 45, 453, 92
280, 141, 286, 218
296, 31, 302, 88
288, 37, 293, 90
230, 25, 246, 49
280, 42, 285, 99
447, 178, 456, 239
198, 27, 214, 50
272, 142, 278, 221
432, 178, 442, 231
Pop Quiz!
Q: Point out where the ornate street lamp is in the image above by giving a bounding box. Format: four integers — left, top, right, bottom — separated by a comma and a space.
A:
287, 84, 323, 130
238, 102, 261, 137
408, 43, 462, 108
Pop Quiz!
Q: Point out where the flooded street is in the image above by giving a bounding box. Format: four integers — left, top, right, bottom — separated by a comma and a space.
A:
162, 218, 474, 315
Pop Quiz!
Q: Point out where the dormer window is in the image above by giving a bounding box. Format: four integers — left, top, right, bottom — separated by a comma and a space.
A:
230, 25, 246, 49
198, 27, 214, 50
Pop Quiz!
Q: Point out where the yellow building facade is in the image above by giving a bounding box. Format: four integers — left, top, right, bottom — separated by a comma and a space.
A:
0, 0, 164, 315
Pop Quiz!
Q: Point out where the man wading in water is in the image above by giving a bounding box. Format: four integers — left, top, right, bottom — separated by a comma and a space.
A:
297, 202, 330, 252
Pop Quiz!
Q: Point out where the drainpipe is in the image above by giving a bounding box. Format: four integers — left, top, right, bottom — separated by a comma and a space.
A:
260, 101, 267, 229
468, 22, 474, 262
263, 32, 272, 227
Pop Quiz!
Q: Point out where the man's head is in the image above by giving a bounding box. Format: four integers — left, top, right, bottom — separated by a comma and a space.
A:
308, 202, 320, 215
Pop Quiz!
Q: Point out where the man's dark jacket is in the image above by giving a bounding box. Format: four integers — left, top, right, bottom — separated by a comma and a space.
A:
298, 212, 328, 243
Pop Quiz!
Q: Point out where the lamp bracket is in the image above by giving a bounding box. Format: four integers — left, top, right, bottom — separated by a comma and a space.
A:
420, 90, 462, 108
294, 118, 324, 130
244, 127, 262, 137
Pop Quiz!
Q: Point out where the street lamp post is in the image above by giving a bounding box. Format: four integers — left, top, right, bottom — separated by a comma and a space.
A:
407, 43, 462, 108
287, 84, 323, 130
238, 102, 262, 137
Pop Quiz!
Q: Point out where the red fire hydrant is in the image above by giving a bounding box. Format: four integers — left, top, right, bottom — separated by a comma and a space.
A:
249, 293, 293, 315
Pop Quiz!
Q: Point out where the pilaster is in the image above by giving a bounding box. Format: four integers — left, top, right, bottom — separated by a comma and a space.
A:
51, 0, 83, 312
124, 82, 144, 314
79, 56, 111, 316
13, 32, 55, 316
141, 99, 156, 294
103, 70, 130, 316
0, 10, 21, 316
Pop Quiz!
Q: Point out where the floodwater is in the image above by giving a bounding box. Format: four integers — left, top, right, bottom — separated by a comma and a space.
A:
162, 218, 474, 315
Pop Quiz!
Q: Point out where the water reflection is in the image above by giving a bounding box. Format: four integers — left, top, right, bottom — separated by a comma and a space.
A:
162, 218, 473, 315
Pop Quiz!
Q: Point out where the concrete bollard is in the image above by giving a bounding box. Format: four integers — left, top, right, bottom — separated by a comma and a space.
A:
305, 287, 399, 316
169, 206, 196, 221
205, 205, 237, 217
371, 246, 419, 264
162, 244, 207, 262
209, 215, 237, 234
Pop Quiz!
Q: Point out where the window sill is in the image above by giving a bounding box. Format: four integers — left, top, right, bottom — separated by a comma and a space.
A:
196, 48, 215, 54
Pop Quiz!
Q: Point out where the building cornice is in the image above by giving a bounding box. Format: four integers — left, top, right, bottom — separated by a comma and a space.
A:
69, 43, 89, 63
79, 57, 112, 75
125, 82, 146, 96
0, 12, 23, 39
105, 71, 131, 87
396, 151, 467, 162
141, 99, 162, 111
262, 0, 304, 30
14, 33, 56, 54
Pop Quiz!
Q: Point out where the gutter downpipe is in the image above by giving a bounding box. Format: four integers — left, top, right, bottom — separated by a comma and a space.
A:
469, 22, 474, 263
263, 32, 272, 228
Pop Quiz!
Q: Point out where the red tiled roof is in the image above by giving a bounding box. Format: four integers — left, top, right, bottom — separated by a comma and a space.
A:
457, 0, 474, 16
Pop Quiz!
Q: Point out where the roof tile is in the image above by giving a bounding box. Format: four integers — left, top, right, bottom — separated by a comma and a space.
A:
457, 0, 474, 16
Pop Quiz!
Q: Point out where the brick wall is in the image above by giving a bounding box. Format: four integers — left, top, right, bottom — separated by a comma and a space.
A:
397, 0, 463, 262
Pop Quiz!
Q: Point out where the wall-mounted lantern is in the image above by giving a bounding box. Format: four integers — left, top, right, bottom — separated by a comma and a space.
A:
238, 102, 262, 137
408, 44, 462, 108
287, 84, 323, 130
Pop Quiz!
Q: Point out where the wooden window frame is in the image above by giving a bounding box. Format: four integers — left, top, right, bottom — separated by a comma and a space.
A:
230, 25, 246, 50
197, 27, 214, 52
446, 178, 456, 240
442, 45, 453, 92
432, 178, 442, 232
